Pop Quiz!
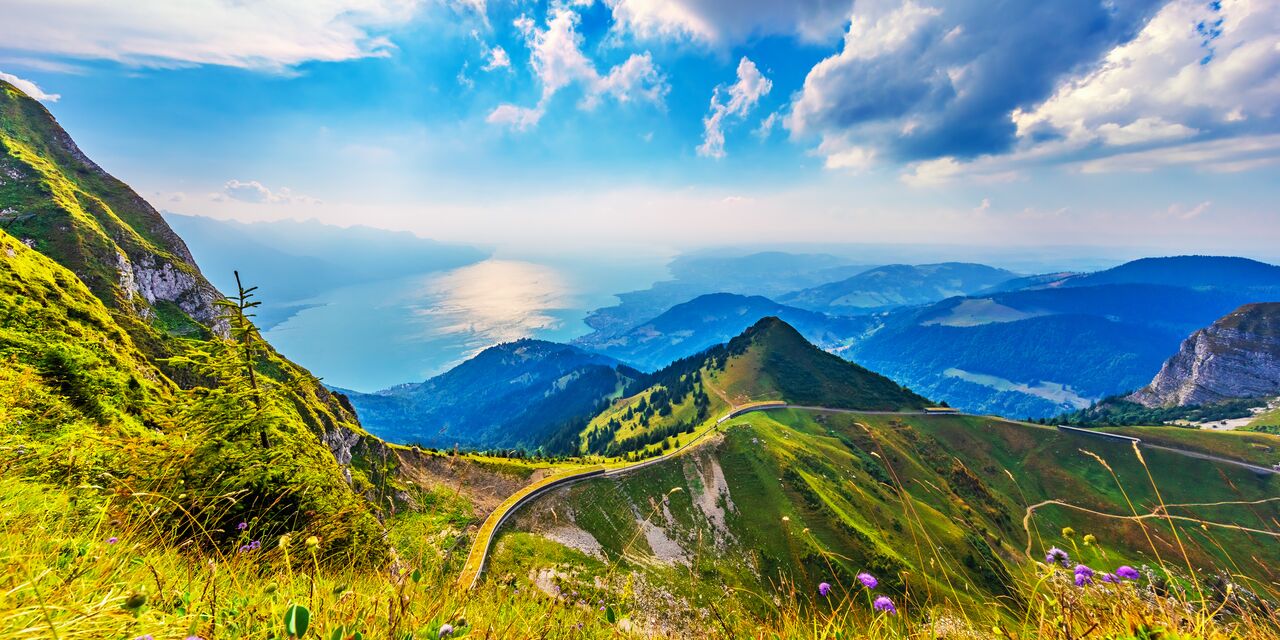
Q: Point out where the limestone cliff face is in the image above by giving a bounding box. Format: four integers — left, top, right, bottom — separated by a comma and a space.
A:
1129, 303, 1280, 407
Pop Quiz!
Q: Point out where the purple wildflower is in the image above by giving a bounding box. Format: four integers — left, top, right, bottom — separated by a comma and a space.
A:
1101, 573, 1119, 584
250, 540, 261, 550
857, 572, 878, 589
238, 545, 250, 554
818, 582, 832, 597
439, 623, 454, 637
1116, 565, 1140, 580
107, 537, 119, 545
134, 636, 154, 640
1074, 564, 1094, 586
1045, 547, 1070, 567
237, 521, 248, 531
872, 596, 897, 614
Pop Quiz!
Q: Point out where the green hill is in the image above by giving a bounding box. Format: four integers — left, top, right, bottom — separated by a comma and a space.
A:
0, 79, 392, 559
495, 408, 1280, 628
574, 316, 928, 457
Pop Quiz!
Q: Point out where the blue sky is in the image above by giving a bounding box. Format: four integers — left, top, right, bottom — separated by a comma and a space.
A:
2, 0, 1279, 258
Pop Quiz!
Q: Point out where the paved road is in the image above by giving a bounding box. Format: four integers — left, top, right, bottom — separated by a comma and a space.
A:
1143, 443, 1278, 475
455, 402, 782, 590
454, 402, 1273, 590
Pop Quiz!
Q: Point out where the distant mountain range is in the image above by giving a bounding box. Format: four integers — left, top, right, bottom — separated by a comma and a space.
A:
571, 254, 1280, 420
352, 252, 1280, 437
573, 292, 875, 372
582, 251, 872, 339
342, 339, 641, 450
847, 258, 1280, 418
778, 262, 1018, 314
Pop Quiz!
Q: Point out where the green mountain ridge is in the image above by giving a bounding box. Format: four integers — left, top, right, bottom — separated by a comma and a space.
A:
574, 316, 928, 457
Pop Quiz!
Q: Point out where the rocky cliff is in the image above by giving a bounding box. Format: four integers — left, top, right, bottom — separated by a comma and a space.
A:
1129, 302, 1280, 407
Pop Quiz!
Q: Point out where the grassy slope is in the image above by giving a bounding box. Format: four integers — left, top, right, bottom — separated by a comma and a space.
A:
0, 229, 389, 552
497, 410, 1280, 627
579, 317, 927, 458
1100, 426, 1280, 467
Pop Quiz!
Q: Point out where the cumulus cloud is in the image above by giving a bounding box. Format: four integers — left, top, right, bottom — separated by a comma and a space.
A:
697, 57, 772, 158
222, 180, 320, 205
0, 0, 464, 70
1014, 0, 1280, 161
605, 0, 853, 46
488, 7, 667, 130
482, 45, 511, 71
486, 104, 544, 130
0, 71, 60, 102
786, 0, 1167, 170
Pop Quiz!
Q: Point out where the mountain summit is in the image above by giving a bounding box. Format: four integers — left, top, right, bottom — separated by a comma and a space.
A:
577, 316, 928, 456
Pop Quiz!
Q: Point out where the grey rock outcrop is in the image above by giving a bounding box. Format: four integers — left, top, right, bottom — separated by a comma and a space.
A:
1129, 303, 1280, 407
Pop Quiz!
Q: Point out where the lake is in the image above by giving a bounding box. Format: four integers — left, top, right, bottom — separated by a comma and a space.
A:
263, 252, 669, 392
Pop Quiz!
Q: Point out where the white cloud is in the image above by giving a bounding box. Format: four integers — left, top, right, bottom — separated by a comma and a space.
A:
488, 7, 667, 131
485, 104, 544, 130
898, 155, 1022, 186
785, 0, 942, 142
1163, 201, 1212, 220
0, 71, 60, 102
1095, 117, 1198, 146
817, 137, 877, 171
482, 45, 511, 71
754, 112, 779, 139
222, 180, 320, 205
0, 0, 471, 70
1014, 0, 1280, 157
1073, 133, 1280, 174
457, 61, 475, 88
697, 57, 771, 158
604, 0, 853, 47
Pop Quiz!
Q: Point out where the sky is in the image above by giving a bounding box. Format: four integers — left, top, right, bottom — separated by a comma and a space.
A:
2, 0, 1279, 258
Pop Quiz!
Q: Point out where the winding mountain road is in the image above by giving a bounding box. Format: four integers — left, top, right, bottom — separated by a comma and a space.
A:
455, 401, 795, 590
454, 403, 1274, 590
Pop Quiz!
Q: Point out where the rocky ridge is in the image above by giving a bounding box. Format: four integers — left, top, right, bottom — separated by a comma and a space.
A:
1130, 302, 1280, 407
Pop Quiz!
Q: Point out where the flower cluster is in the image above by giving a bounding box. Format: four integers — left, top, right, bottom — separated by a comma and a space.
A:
1077, 563, 1141, 587
872, 596, 897, 614
1045, 547, 1070, 567
1100, 565, 1141, 584
238, 539, 262, 554
817, 571, 896, 615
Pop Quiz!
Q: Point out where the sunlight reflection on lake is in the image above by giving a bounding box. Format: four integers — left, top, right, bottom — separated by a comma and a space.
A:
262, 255, 665, 392
412, 260, 573, 354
